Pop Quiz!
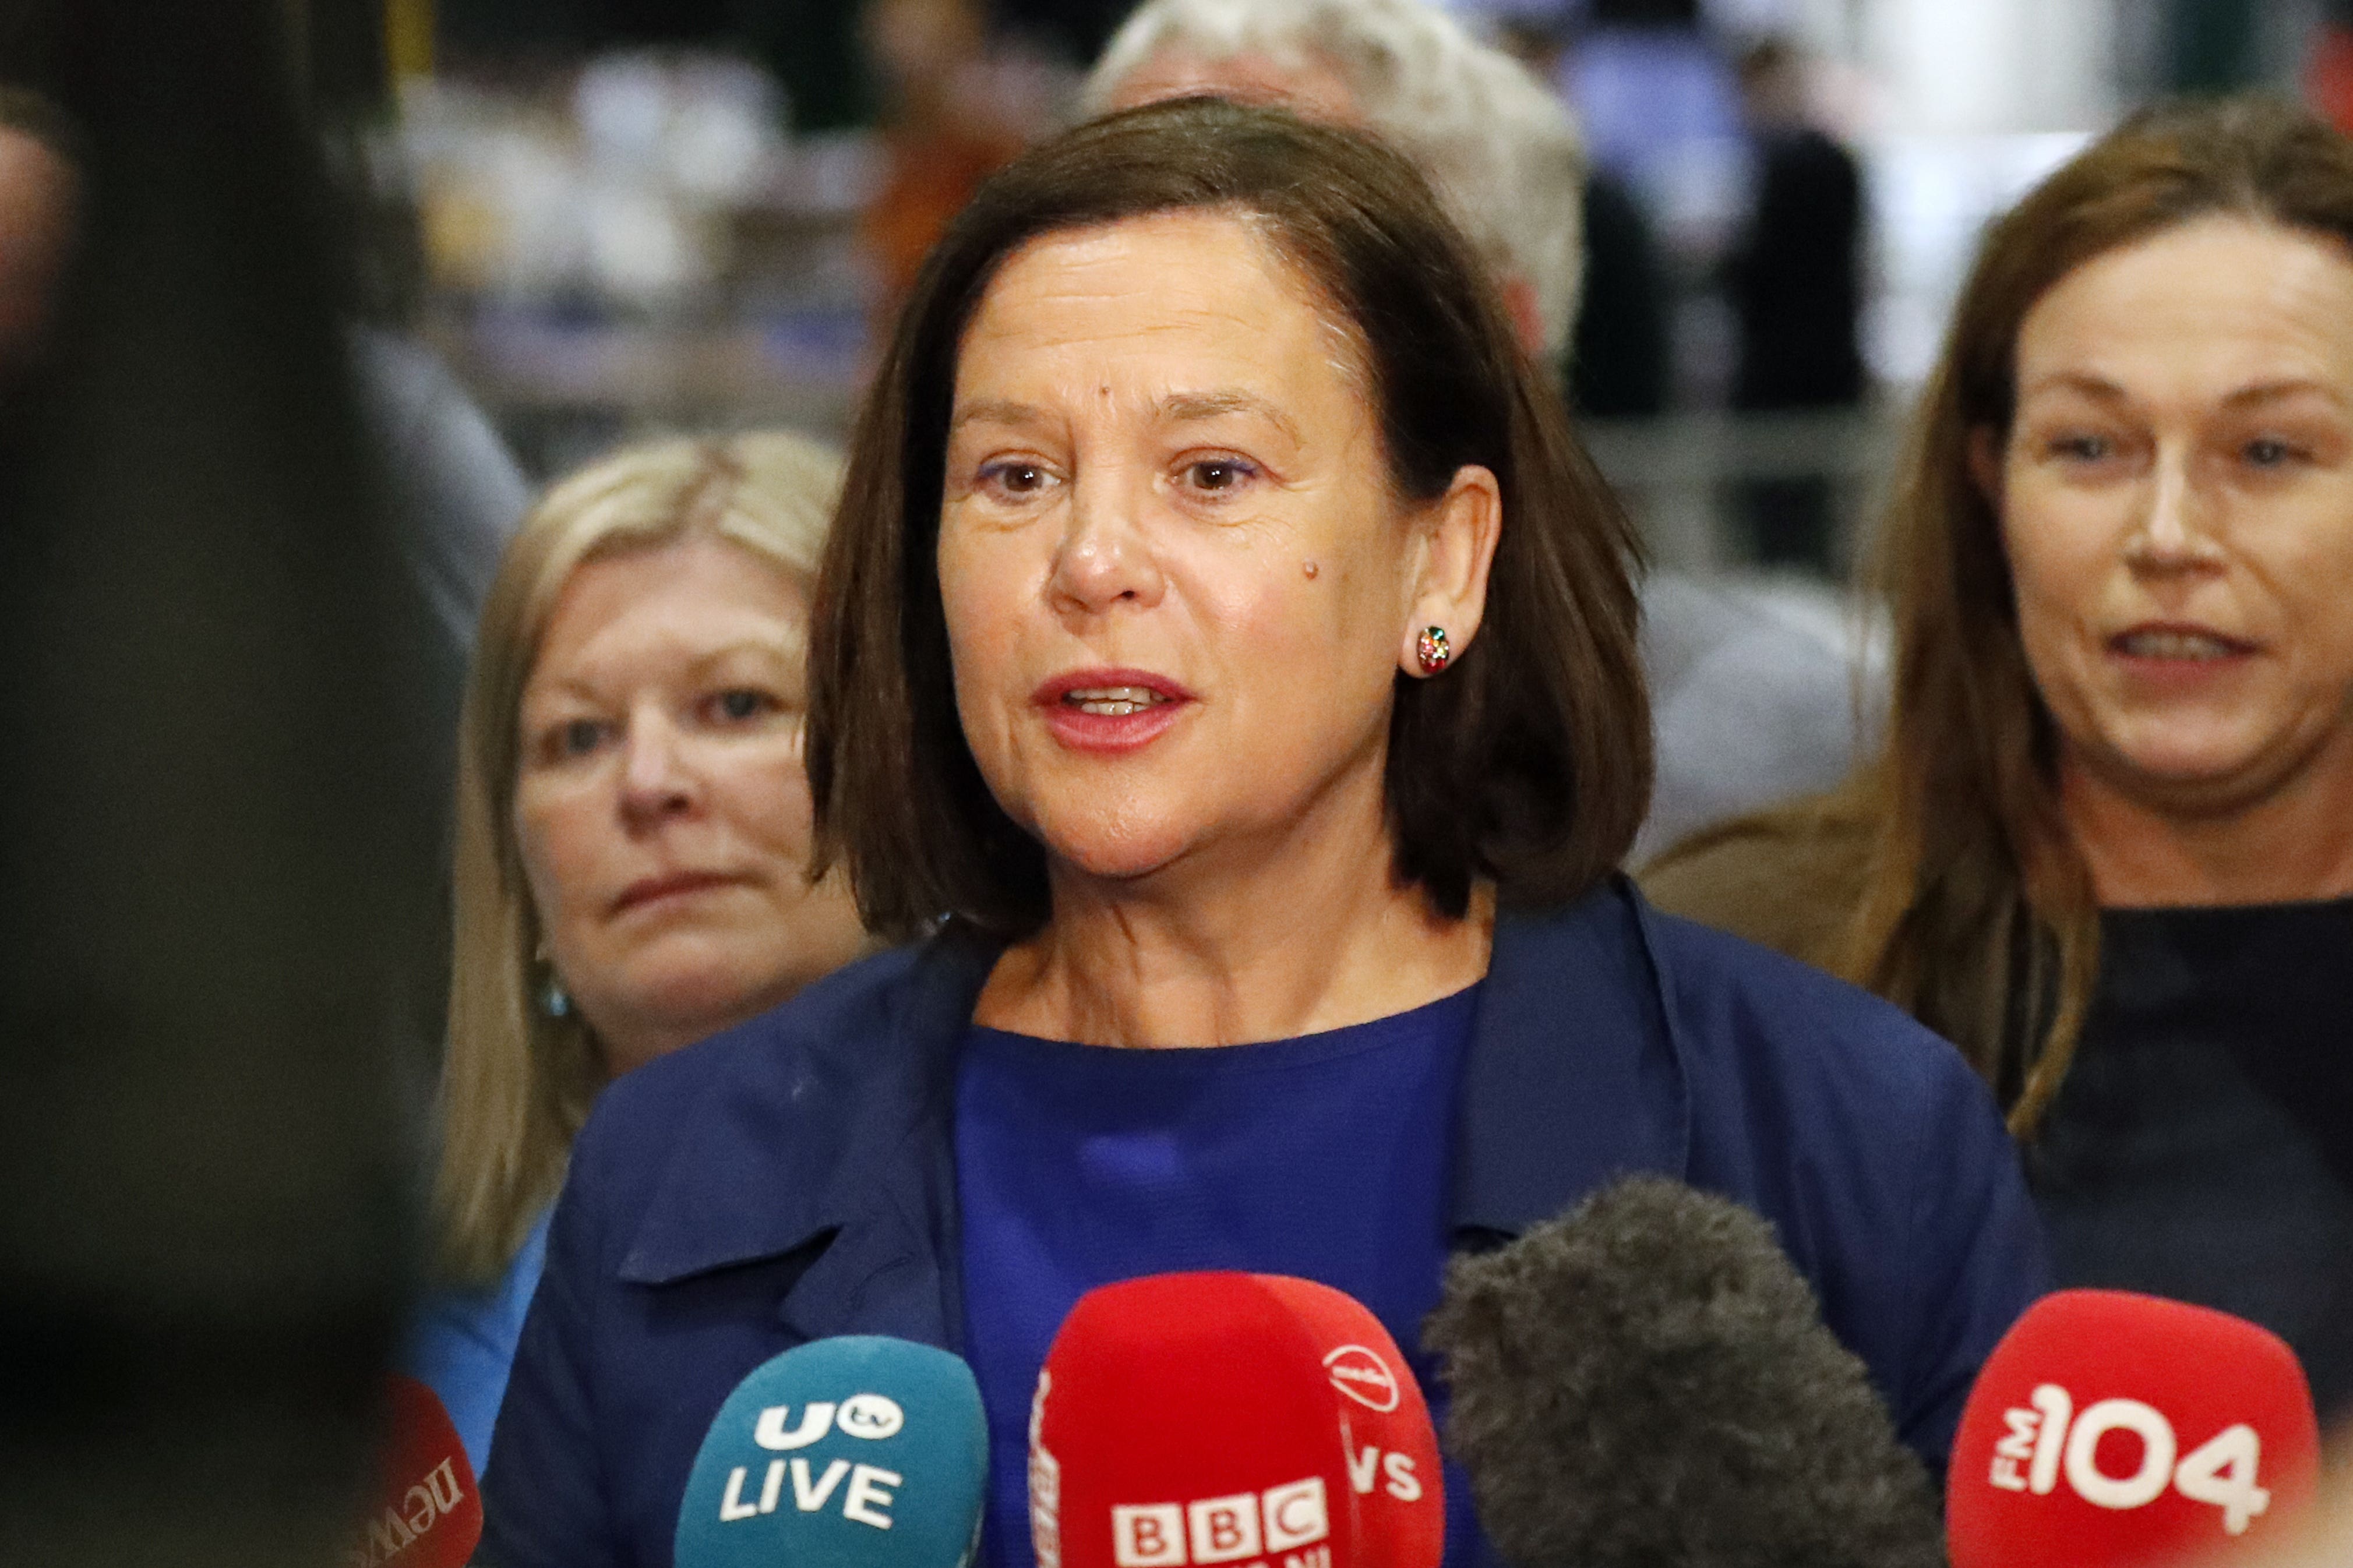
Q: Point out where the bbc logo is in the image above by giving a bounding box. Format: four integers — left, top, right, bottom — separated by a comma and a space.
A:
1112, 1478, 1329, 1566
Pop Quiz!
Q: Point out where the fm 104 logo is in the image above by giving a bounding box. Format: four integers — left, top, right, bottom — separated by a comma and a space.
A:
714, 1393, 908, 1527
1111, 1478, 1332, 1568
348, 1460, 466, 1566
1986, 1384, 2271, 1534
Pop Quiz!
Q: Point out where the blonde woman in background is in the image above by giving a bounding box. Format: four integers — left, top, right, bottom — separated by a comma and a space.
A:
408, 432, 869, 1471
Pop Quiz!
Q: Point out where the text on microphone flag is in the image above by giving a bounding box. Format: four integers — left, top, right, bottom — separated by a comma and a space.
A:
349, 1375, 483, 1568
1029, 1271, 1442, 1568
673, 1334, 989, 1568
1948, 1289, 2321, 1568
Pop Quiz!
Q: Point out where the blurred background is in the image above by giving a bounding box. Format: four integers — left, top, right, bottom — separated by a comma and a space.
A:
358, 0, 2353, 589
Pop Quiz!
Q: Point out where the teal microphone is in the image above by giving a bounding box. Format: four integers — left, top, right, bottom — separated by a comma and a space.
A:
674, 1336, 989, 1568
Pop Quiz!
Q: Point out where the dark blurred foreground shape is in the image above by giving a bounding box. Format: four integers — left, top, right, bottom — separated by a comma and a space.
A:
0, 1, 422, 1562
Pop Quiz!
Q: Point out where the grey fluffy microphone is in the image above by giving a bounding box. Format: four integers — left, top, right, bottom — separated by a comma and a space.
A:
1423, 1176, 1944, 1568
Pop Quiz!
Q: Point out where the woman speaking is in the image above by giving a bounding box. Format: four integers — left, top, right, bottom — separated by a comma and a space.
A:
481, 98, 2047, 1567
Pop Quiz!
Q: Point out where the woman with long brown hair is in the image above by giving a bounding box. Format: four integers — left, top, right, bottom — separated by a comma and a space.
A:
1646, 95, 2353, 1417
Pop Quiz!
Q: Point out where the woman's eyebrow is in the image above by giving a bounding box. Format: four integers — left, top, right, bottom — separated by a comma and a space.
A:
950, 398, 1056, 433
2220, 378, 2343, 410
1157, 389, 1302, 444
2017, 373, 2348, 412
524, 640, 793, 702
684, 640, 796, 677
2017, 370, 2130, 404
520, 676, 604, 708
949, 390, 1306, 443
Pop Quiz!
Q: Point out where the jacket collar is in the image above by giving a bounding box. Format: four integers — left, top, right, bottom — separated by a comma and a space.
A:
777, 927, 999, 1346
614, 880, 1694, 1336
615, 931, 998, 1348
1450, 877, 1694, 1239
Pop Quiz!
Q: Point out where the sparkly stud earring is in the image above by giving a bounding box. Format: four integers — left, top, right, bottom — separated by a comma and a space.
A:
1416, 626, 1451, 674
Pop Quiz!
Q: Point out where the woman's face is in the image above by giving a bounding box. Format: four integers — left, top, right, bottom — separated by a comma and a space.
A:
514, 535, 866, 1074
1999, 216, 2353, 815
937, 210, 1495, 887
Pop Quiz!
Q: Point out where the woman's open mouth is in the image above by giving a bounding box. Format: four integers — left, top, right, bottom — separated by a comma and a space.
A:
2108, 626, 2255, 661
1035, 669, 1195, 753
2105, 623, 2259, 690
1062, 685, 1173, 716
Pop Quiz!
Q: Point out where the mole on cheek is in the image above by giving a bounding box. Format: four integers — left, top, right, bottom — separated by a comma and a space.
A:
1302, 560, 1320, 579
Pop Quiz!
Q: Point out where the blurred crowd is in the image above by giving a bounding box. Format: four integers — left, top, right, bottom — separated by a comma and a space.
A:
390, 0, 1886, 568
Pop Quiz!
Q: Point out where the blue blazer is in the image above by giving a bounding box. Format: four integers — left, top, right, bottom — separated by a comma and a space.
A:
480, 878, 2049, 1568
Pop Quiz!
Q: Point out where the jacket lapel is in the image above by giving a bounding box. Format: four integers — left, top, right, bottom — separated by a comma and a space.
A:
616, 928, 1001, 1352
1451, 877, 1692, 1240
774, 930, 999, 1349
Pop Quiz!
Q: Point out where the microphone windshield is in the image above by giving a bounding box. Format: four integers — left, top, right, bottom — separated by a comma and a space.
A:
1423, 1175, 1942, 1568
350, 1374, 483, 1567
1030, 1272, 1444, 1568
1947, 1288, 2321, 1568
673, 1335, 989, 1568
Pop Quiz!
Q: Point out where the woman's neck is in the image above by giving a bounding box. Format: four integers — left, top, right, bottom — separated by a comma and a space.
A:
2062, 736, 2353, 908
972, 802, 1494, 1048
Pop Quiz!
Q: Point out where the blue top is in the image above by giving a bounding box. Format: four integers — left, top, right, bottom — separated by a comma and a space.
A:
479, 879, 2052, 1568
956, 987, 1479, 1567
407, 1207, 552, 1477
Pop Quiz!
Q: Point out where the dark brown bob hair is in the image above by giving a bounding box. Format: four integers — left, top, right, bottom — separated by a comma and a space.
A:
808, 97, 1650, 943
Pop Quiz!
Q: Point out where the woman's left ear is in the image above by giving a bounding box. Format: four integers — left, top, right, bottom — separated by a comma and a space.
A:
1400, 465, 1504, 677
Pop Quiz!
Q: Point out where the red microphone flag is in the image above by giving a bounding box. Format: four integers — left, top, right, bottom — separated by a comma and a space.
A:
1251, 1274, 1444, 1568
349, 1375, 485, 1568
1029, 1273, 1444, 1568
1948, 1289, 2320, 1568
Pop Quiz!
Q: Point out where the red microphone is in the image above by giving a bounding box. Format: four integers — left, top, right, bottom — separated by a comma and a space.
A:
1948, 1290, 2321, 1568
1028, 1273, 1444, 1568
349, 1375, 484, 1568
1251, 1276, 1442, 1568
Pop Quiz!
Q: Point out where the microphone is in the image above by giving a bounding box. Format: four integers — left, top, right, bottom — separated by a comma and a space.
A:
673, 1334, 990, 1568
1421, 1175, 1943, 1568
350, 1374, 484, 1567
1946, 1288, 2322, 1568
1028, 1272, 1445, 1568
1251, 1275, 1444, 1568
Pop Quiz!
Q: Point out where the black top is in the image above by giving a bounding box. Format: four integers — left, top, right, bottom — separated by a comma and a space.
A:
2029, 898, 2353, 1419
